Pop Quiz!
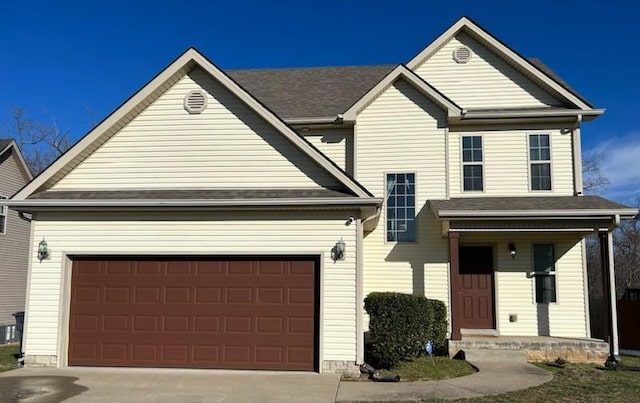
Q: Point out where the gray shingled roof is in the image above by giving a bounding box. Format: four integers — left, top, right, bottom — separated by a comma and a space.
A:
0, 138, 12, 152
430, 196, 633, 213
224, 59, 587, 119
28, 188, 357, 200
227, 65, 395, 119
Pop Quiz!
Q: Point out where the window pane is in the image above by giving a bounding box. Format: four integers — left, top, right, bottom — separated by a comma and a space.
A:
473, 136, 482, 148
473, 150, 482, 162
540, 149, 550, 161
463, 165, 483, 191
540, 135, 550, 147
530, 148, 540, 161
536, 275, 557, 303
462, 136, 471, 148
531, 163, 551, 190
530, 135, 539, 148
533, 244, 554, 271
463, 150, 472, 162
386, 172, 416, 242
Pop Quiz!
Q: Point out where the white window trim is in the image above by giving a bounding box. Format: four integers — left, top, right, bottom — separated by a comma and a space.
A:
384, 171, 418, 244
0, 194, 7, 235
528, 133, 553, 192
531, 243, 558, 305
460, 135, 485, 193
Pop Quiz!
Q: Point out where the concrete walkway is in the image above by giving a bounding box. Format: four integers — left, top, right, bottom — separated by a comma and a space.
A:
0, 351, 552, 402
336, 350, 552, 402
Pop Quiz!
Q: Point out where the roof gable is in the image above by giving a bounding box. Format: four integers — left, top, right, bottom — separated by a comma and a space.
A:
406, 17, 594, 110
343, 65, 462, 121
0, 139, 33, 184
12, 49, 373, 200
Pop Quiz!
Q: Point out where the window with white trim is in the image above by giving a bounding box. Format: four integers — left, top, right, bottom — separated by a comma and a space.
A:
462, 136, 483, 191
386, 173, 416, 242
529, 134, 551, 191
533, 244, 556, 303
0, 195, 7, 234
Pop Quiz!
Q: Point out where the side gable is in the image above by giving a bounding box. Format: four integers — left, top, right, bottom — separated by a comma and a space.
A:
50, 68, 342, 191
0, 141, 32, 197
12, 48, 373, 200
406, 17, 594, 111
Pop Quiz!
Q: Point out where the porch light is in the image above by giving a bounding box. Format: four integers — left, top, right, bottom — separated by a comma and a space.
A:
38, 238, 49, 262
331, 239, 346, 262
508, 243, 516, 260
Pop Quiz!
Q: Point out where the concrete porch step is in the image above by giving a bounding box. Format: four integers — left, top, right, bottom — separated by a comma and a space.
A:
449, 337, 609, 364
463, 348, 528, 363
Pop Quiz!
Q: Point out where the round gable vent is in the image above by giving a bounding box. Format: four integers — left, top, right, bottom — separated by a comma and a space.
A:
453, 46, 472, 64
184, 90, 207, 114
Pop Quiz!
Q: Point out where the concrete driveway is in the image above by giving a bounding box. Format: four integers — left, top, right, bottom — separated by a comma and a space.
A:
0, 367, 341, 403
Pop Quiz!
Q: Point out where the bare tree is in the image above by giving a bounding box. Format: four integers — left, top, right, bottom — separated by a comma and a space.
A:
1, 108, 71, 174
583, 152, 610, 193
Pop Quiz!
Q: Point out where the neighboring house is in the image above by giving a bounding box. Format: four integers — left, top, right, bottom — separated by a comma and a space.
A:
4, 17, 637, 373
0, 139, 32, 343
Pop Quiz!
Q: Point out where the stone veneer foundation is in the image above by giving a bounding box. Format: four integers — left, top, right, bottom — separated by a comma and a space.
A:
449, 337, 609, 364
24, 355, 58, 367
322, 360, 359, 377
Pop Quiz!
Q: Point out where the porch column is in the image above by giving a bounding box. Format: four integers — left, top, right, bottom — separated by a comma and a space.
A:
599, 231, 619, 360
449, 231, 461, 340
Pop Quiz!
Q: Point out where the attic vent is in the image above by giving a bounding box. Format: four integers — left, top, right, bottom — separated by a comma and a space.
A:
453, 46, 472, 64
184, 90, 207, 114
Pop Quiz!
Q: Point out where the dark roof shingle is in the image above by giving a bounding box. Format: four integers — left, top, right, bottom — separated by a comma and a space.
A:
0, 138, 13, 152
227, 65, 395, 119
430, 196, 633, 212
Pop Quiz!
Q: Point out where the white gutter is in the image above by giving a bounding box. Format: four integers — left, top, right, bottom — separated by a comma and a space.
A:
283, 116, 343, 125
4, 197, 384, 209
458, 108, 605, 120
436, 208, 638, 219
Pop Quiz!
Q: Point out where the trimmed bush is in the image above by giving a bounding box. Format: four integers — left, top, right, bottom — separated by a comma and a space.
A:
364, 292, 447, 368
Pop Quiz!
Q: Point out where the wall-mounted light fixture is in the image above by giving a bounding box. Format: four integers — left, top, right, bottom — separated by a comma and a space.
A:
331, 238, 346, 262
38, 238, 49, 262
508, 243, 516, 260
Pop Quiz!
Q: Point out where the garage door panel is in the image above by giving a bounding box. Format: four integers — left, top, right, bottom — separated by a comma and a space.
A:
69, 257, 318, 371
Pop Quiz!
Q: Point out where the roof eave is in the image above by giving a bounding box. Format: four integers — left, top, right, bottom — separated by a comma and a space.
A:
434, 208, 639, 220
5, 197, 384, 210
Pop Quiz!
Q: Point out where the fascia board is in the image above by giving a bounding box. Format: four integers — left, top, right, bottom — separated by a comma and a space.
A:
3, 197, 384, 209
406, 17, 594, 111
435, 209, 639, 219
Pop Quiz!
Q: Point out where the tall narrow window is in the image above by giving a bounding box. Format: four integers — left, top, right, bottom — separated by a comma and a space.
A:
533, 244, 556, 303
462, 136, 483, 191
386, 173, 416, 242
530, 134, 551, 191
0, 195, 7, 234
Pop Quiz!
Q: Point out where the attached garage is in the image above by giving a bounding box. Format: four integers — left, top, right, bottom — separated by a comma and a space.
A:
68, 256, 319, 371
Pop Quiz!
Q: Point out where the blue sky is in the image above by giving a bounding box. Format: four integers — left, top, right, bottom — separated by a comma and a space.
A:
1, 1, 638, 202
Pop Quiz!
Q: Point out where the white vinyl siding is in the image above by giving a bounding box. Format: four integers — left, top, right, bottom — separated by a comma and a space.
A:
24, 211, 357, 366
301, 128, 353, 174
460, 233, 587, 338
51, 68, 340, 190
0, 151, 31, 326
355, 79, 450, 312
414, 32, 562, 108
449, 128, 574, 197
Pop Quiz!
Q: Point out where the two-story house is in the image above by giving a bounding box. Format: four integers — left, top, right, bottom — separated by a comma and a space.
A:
5, 17, 637, 373
0, 139, 32, 343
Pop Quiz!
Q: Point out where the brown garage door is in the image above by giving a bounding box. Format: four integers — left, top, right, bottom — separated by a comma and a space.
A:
69, 256, 319, 371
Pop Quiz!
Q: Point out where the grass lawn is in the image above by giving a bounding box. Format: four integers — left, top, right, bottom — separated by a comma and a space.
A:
355, 355, 476, 382
443, 355, 640, 403
0, 344, 19, 372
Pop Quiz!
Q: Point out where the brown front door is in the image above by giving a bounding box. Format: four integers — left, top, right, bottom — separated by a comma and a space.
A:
68, 256, 318, 371
458, 246, 495, 329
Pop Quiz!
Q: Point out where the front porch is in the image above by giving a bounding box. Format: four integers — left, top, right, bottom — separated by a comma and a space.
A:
449, 336, 609, 363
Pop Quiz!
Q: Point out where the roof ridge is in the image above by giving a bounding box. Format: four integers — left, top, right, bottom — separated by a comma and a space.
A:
227, 64, 396, 72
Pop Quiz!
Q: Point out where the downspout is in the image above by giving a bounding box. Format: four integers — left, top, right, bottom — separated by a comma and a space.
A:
355, 216, 364, 364
571, 115, 583, 195
444, 127, 450, 199
19, 211, 33, 222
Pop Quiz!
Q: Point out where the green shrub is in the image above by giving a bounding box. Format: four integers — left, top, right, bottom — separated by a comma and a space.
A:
364, 292, 447, 368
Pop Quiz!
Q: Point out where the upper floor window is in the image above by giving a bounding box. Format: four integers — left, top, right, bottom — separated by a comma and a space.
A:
533, 244, 556, 303
386, 173, 416, 242
529, 134, 551, 191
0, 195, 7, 234
462, 136, 483, 191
